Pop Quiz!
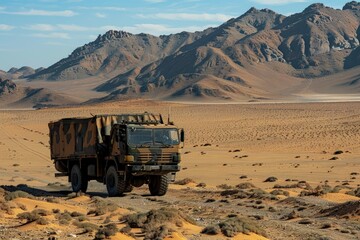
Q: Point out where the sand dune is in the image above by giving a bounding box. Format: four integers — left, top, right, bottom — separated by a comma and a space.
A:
0, 100, 359, 239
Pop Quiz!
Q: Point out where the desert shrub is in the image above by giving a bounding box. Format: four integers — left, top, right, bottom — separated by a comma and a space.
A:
346, 188, 360, 197
88, 198, 119, 216
95, 223, 118, 239
174, 178, 195, 185
70, 211, 84, 217
5, 191, 34, 201
17, 211, 40, 222
0, 200, 13, 214
270, 189, 289, 196
74, 221, 99, 233
52, 209, 60, 214
300, 184, 332, 197
33, 208, 49, 216
236, 182, 256, 189
220, 189, 240, 196
217, 184, 233, 190
36, 217, 49, 225
201, 225, 220, 235
77, 215, 88, 222
248, 189, 277, 200
145, 225, 170, 240
202, 216, 266, 238
122, 207, 194, 238
274, 184, 298, 189
56, 211, 72, 225
120, 225, 132, 234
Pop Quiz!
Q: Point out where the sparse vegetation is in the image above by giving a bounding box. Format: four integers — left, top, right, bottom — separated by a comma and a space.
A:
95, 223, 118, 239
74, 221, 99, 233
202, 216, 266, 237
88, 197, 119, 216
217, 184, 233, 189
4, 190, 34, 201
122, 207, 194, 239
236, 182, 256, 189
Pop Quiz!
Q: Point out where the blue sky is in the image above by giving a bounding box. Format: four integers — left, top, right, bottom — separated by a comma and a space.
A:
0, 0, 352, 70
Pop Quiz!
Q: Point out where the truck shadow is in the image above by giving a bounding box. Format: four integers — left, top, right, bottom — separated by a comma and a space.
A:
0, 184, 108, 198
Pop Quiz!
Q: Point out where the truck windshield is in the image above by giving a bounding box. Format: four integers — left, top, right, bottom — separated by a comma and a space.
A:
127, 128, 180, 147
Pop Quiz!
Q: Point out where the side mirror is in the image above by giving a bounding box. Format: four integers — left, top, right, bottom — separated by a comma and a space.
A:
180, 129, 185, 143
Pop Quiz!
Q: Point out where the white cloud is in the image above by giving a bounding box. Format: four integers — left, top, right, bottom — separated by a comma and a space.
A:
250, 0, 308, 5
2, 9, 77, 17
137, 13, 234, 22
27, 24, 55, 31
0, 24, 15, 31
95, 13, 106, 18
123, 23, 215, 36
32, 32, 70, 39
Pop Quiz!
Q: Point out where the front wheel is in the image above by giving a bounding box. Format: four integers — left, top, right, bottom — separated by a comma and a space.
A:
149, 175, 169, 196
106, 166, 126, 196
71, 164, 88, 193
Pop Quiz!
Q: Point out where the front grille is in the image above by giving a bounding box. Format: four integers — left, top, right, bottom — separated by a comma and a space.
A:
137, 152, 172, 164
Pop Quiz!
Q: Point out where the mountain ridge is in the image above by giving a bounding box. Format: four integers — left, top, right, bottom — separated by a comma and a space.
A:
17, 2, 360, 103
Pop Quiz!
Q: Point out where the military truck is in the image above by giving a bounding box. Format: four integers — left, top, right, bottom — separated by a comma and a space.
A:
49, 113, 184, 196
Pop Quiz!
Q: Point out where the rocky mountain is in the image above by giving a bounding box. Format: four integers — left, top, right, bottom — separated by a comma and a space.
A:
0, 77, 78, 108
28, 1, 360, 102
0, 66, 38, 80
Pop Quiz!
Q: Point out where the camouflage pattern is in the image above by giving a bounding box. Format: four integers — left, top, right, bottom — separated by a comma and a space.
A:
49, 113, 181, 176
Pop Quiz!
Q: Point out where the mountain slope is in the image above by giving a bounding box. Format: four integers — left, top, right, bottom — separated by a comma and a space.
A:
24, 1, 360, 103
0, 77, 79, 108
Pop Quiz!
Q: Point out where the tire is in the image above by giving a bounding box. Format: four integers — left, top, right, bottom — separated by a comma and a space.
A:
149, 175, 169, 196
124, 184, 133, 193
71, 164, 88, 193
106, 166, 126, 196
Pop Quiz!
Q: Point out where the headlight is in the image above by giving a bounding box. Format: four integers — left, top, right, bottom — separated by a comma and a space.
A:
125, 155, 134, 162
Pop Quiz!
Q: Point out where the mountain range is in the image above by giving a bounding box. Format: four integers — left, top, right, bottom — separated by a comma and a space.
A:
2, 1, 360, 107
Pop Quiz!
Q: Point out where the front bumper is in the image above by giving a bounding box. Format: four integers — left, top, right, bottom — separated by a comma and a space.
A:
128, 164, 180, 174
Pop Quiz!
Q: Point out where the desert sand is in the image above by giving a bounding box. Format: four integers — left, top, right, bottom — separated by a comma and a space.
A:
0, 100, 359, 239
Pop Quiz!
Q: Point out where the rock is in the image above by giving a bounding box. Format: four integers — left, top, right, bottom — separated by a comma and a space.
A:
343, 1, 360, 10
264, 177, 278, 182
0, 78, 17, 95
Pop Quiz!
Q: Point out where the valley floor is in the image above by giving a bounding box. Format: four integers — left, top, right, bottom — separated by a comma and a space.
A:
0, 100, 359, 239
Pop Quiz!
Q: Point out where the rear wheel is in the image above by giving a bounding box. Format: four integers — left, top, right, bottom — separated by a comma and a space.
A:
71, 164, 88, 193
106, 166, 126, 196
149, 175, 169, 196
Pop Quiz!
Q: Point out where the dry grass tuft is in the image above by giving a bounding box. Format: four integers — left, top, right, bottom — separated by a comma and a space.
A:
202, 216, 266, 237
5, 191, 34, 201
122, 207, 194, 239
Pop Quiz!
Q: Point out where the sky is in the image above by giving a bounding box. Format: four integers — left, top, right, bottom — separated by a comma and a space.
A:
0, 0, 352, 70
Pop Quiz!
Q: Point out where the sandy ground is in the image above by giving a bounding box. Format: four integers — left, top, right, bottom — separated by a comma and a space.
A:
0, 100, 359, 239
